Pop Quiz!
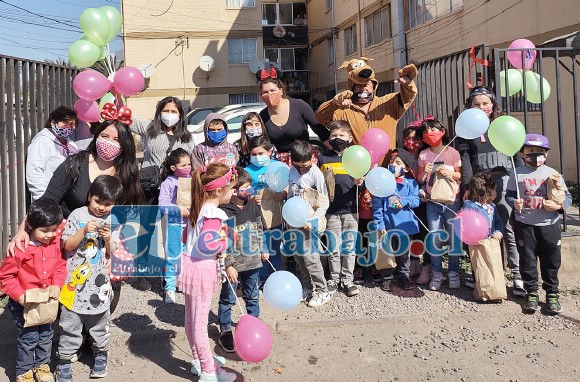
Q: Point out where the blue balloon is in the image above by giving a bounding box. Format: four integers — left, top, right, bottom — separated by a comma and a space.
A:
365, 167, 396, 197
454, 108, 490, 140
263, 271, 302, 311
282, 197, 310, 227
265, 161, 290, 192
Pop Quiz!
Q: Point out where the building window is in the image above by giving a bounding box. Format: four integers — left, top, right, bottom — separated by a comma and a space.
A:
229, 93, 259, 104
344, 24, 357, 56
264, 48, 308, 71
409, 0, 463, 28
365, 6, 391, 47
263, 3, 306, 26
327, 38, 334, 64
228, 38, 257, 64
226, 0, 255, 7
325, 0, 332, 11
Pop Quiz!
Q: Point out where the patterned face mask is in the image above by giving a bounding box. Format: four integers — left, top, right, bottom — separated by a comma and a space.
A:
96, 138, 122, 161
52, 123, 74, 140
403, 137, 422, 152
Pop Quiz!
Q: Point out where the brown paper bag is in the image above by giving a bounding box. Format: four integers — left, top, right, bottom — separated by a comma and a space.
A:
23, 288, 59, 327
374, 231, 397, 270
469, 238, 507, 301
323, 167, 335, 202
547, 173, 566, 205
177, 177, 192, 209
430, 172, 458, 204
260, 188, 283, 229
303, 187, 327, 232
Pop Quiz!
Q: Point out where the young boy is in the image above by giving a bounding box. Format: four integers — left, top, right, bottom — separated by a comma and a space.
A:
506, 134, 572, 314
0, 198, 66, 382
55, 175, 123, 381
372, 148, 420, 292
318, 120, 362, 297
287, 140, 331, 307
217, 167, 269, 353
191, 113, 240, 170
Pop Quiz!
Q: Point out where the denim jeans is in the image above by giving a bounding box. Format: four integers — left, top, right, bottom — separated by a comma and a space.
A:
217, 267, 260, 332
426, 197, 462, 274
8, 299, 53, 376
164, 222, 185, 291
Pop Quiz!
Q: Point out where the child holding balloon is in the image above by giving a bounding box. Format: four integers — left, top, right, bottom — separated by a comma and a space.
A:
179, 163, 237, 382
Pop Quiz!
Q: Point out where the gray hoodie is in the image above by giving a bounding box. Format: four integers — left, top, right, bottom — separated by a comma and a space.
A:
191, 113, 239, 170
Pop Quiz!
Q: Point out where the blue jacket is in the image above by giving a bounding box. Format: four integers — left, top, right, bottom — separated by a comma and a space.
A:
372, 177, 420, 234
463, 200, 504, 237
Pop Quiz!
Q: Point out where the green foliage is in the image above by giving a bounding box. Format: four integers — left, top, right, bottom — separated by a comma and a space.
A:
566, 181, 579, 207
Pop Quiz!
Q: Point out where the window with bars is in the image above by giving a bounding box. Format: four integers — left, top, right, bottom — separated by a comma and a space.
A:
229, 93, 259, 104
409, 0, 463, 29
226, 0, 255, 7
344, 24, 357, 56
262, 3, 305, 26
328, 38, 334, 64
365, 6, 391, 47
227, 38, 257, 64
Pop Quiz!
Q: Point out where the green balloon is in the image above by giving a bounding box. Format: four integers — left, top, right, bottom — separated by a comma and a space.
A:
488, 116, 526, 156
342, 145, 371, 179
100, 6, 122, 42
524, 71, 551, 104
499, 69, 523, 97
69, 39, 100, 68
99, 92, 116, 109
80, 8, 110, 46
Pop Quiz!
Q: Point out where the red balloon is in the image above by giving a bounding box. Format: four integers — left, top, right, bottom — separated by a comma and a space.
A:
234, 314, 273, 363
453, 209, 490, 245
113, 66, 145, 96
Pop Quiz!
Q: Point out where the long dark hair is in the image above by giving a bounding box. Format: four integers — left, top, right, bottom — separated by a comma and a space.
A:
161, 148, 190, 180
146, 96, 192, 143
464, 86, 501, 122
237, 112, 269, 158
66, 120, 144, 205
45, 106, 76, 129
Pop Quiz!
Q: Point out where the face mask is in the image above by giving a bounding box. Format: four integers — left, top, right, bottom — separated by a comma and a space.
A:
523, 153, 546, 168
236, 187, 254, 203
174, 166, 191, 178
480, 107, 493, 117
246, 127, 262, 139
52, 123, 74, 140
208, 129, 227, 144
330, 137, 349, 152
352, 91, 374, 104
294, 165, 312, 175
250, 155, 270, 167
388, 165, 404, 177
423, 130, 445, 147
403, 137, 422, 153
161, 112, 180, 127
265, 92, 283, 107
96, 138, 122, 161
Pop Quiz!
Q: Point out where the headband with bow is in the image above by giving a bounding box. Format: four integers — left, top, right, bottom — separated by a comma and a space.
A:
257, 66, 280, 81
101, 103, 133, 125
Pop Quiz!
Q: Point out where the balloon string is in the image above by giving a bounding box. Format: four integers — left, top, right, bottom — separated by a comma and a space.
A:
430, 136, 456, 165
511, 156, 521, 200
393, 191, 431, 233
225, 276, 245, 316
427, 199, 459, 216
267, 259, 276, 273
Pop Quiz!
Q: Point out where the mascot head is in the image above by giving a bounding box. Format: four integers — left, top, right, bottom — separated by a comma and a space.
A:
338, 57, 378, 104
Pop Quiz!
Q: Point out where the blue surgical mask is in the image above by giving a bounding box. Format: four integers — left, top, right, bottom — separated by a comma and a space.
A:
208, 129, 227, 144
388, 165, 404, 177
250, 155, 270, 167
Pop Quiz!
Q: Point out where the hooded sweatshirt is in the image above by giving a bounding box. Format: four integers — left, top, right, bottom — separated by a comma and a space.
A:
372, 176, 420, 234
191, 113, 239, 170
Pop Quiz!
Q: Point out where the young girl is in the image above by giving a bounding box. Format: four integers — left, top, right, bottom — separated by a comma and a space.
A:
235, 112, 278, 167
179, 163, 237, 382
158, 148, 191, 304
416, 116, 462, 291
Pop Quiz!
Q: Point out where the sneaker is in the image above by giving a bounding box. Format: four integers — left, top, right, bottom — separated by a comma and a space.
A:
343, 282, 360, 297
353, 268, 365, 285
301, 288, 313, 303
307, 291, 331, 307
416, 264, 431, 285
54, 363, 72, 382
33, 364, 53, 382
199, 366, 237, 382
16, 370, 34, 382
398, 277, 415, 290
380, 278, 393, 292
164, 290, 176, 304
513, 279, 526, 297
523, 293, 539, 313
448, 272, 460, 289
429, 272, 445, 291
370, 267, 383, 283
191, 357, 225, 376
89, 352, 107, 378
465, 277, 475, 289
409, 259, 422, 278
136, 277, 151, 291
327, 280, 339, 294
218, 331, 235, 353
546, 294, 562, 314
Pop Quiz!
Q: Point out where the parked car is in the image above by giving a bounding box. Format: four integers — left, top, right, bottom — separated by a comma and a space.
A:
186, 102, 266, 133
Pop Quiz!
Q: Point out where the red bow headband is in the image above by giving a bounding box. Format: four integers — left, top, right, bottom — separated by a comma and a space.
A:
259, 67, 278, 80
422, 114, 436, 122
200, 166, 237, 191
101, 103, 133, 126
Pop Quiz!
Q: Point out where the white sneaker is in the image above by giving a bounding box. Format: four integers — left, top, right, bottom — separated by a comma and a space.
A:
429, 272, 445, 291
307, 291, 331, 307
199, 366, 237, 382
448, 272, 460, 289
164, 290, 176, 304
191, 357, 226, 376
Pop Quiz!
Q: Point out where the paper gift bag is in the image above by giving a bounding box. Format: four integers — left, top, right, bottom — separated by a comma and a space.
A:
469, 238, 507, 301
260, 188, 283, 229
430, 172, 458, 204
547, 173, 566, 205
374, 231, 397, 270
23, 288, 59, 327
177, 177, 192, 209
302, 187, 327, 232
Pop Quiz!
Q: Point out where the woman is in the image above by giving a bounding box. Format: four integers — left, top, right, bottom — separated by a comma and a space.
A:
26, 106, 79, 201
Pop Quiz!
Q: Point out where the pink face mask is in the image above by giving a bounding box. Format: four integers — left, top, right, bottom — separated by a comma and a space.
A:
478, 106, 493, 117
96, 138, 122, 161
174, 166, 191, 178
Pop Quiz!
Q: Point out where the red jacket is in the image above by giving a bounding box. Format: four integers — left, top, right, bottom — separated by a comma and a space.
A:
0, 240, 67, 301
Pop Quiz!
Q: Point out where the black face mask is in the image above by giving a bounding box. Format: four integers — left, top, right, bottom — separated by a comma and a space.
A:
330, 137, 349, 152
523, 153, 546, 168
352, 91, 374, 104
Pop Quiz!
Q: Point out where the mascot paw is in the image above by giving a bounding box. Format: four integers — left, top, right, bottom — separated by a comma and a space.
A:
398, 64, 418, 80
333, 90, 353, 105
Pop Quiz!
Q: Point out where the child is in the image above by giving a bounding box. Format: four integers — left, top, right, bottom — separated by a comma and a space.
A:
318, 120, 362, 297
159, 148, 191, 304
0, 198, 66, 382
56, 175, 122, 381
191, 113, 239, 170
416, 116, 462, 291
506, 134, 572, 314
372, 148, 420, 292
234, 112, 278, 167
179, 163, 237, 382
217, 167, 269, 353
287, 140, 331, 307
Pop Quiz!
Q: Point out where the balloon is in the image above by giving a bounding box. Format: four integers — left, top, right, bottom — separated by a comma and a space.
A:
99, 92, 116, 110
282, 197, 310, 228
454, 108, 490, 140
80, 8, 110, 47
507, 39, 537, 70
73, 69, 112, 101
113, 66, 145, 96
365, 167, 396, 197
499, 69, 523, 97
263, 271, 302, 311
488, 116, 526, 156
342, 145, 371, 179
74, 99, 100, 122
100, 6, 122, 42
264, 161, 290, 193
523, 71, 551, 104
234, 314, 273, 363
68, 39, 100, 68
453, 209, 490, 245
361, 128, 390, 163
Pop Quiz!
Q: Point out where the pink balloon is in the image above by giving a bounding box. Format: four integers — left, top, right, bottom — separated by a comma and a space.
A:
73, 69, 112, 101
369, 149, 384, 166
506, 39, 537, 70
453, 209, 490, 245
113, 66, 145, 96
234, 314, 273, 363
361, 128, 391, 159
74, 99, 101, 122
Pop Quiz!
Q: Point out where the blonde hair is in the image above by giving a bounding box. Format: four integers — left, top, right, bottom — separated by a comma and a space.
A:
189, 163, 231, 226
